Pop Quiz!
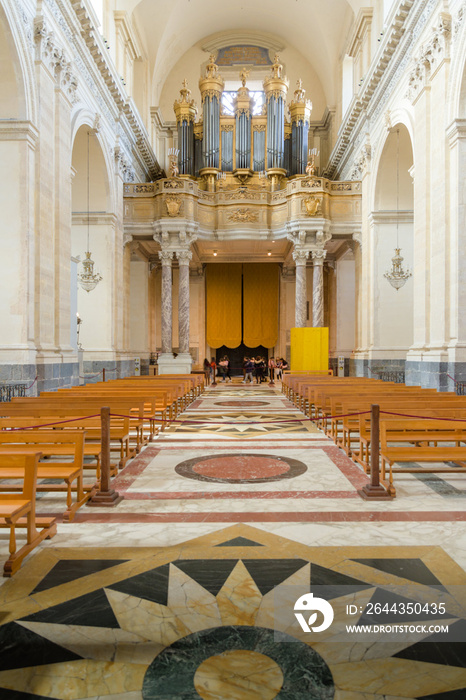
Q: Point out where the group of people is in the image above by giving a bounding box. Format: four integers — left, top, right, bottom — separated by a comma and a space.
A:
203, 356, 231, 384
203, 355, 288, 385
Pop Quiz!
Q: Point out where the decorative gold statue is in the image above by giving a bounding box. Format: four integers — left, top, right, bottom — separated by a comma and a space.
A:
239, 67, 250, 88
168, 148, 180, 178
305, 160, 317, 177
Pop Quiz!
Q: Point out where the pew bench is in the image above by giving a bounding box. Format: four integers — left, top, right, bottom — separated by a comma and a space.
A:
0, 431, 95, 521
0, 452, 57, 576
380, 418, 466, 495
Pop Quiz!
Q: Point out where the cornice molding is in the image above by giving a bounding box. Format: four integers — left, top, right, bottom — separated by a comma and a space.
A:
47, 0, 163, 180
324, 0, 440, 180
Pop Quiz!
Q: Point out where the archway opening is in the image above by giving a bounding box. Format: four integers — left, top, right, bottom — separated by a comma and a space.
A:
71, 127, 112, 360
372, 124, 414, 358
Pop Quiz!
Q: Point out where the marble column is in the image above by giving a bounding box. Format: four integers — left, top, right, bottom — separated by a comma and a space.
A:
177, 249, 192, 355
158, 249, 174, 355
293, 249, 309, 328
312, 249, 326, 327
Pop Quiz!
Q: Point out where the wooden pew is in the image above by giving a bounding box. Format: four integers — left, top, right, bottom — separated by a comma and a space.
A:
0, 452, 57, 576
0, 431, 95, 521
355, 405, 466, 473
1, 402, 135, 468
380, 417, 466, 495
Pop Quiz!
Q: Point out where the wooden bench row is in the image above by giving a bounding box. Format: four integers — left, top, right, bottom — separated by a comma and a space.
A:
0, 372, 204, 575
282, 374, 466, 496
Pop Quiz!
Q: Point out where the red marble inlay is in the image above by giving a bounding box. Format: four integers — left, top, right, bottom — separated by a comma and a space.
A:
214, 401, 269, 407
72, 511, 466, 523
192, 455, 290, 480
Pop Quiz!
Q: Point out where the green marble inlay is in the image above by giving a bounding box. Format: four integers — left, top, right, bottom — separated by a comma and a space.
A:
142, 625, 334, 699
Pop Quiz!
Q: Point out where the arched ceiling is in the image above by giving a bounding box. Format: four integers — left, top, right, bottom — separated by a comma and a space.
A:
116, 0, 370, 106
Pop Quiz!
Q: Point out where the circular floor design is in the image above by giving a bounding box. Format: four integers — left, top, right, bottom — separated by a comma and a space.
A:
142, 625, 335, 700
175, 453, 307, 484
214, 400, 269, 407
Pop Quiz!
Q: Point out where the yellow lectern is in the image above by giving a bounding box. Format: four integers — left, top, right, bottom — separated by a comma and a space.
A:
290, 327, 329, 372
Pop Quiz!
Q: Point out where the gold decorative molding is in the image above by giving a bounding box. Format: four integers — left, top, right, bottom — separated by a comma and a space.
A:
199, 54, 225, 102
165, 195, 183, 217
303, 196, 323, 217
263, 54, 289, 102
173, 79, 198, 124
289, 78, 312, 124
226, 208, 259, 223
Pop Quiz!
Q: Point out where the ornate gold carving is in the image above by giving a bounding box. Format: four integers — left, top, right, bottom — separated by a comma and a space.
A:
302, 178, 323, 189
253, 124, 266, 132
194, 122, 203, 140
199, 54, 224, 102
164, 179, 184, 189
272, 54, 283, 78
263, 53, 289, 101
331, 183, 352, 191
165, 195, 183, 217
224, 190, 262, 201
289, 78, 312, 123
221, 124, 234, 132
303, 196, 323, 217
227, 208, 259, 223
173, 78, 198, 124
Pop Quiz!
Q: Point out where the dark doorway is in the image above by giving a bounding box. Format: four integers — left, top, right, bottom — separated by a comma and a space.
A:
216, 344, 268, 377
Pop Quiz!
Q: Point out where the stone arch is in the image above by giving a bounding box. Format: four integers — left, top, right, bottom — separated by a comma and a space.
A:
0, 1, 29, 120
71, 109, 117, 214
71, 124, 116, 355
369, 121, 414, 357
373, 122, 414, 211
0, 2, 38, 366
447, 17, 466, 123
369, 109, 414, 212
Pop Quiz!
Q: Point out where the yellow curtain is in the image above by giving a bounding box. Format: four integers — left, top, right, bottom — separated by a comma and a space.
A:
206, 263, 242, 348
243, 263, 279, 348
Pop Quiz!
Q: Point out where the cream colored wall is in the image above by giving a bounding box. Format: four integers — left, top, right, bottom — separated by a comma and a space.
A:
72, 222, 115, 354
335, 258, 356, 356
129, 259, 150, 355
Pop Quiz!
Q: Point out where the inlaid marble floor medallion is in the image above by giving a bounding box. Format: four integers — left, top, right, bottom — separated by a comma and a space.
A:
0, 525, 465, 699
214, 400, 270, 407
175, 453, 308, 484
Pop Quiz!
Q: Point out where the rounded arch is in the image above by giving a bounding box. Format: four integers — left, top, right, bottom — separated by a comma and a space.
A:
0, 1, 34, 121
71, 111, 117, 215
447, 17, 466, 122
371, 119, 414, 213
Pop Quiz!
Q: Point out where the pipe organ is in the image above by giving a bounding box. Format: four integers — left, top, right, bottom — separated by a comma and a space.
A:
173, 54, 314, 186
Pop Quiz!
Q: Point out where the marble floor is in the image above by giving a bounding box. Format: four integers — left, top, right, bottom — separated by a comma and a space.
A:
0, 382, 465, 699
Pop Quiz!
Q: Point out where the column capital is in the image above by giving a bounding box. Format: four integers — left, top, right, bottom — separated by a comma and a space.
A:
292, 249, 309, 265
159, 249, 174, 265
311, 249, 327, 265
176, 249, 193, 264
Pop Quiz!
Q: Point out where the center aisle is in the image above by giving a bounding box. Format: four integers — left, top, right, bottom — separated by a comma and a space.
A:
0, 382, 465, 699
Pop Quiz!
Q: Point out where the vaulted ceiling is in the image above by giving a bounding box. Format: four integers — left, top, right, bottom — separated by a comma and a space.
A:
116, 0, 370, 107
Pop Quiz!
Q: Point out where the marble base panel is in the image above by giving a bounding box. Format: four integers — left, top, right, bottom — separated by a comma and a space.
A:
349, 358, 406, 379
0, 362, 80, 395
158, 354, 193, 375
81, 359, 135, 385
405, 360, 459, 392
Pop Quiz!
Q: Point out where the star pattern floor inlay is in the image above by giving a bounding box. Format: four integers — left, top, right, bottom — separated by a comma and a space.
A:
0, 525, 466, 699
